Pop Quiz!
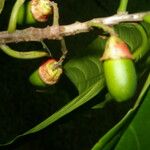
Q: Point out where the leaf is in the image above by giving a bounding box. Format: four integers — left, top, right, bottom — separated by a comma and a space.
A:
0, 44, 49, 59
92, 73, 150, 150
132, 23, 150, 61
64, 56, 104, 93
7, 0, 25, 32
0, 55, 105, 145
86, 37, 106, 56
141, 22, 150, 38
92, 108, 135, 150
92, 93, 112, 109
114, 85, 150, 149
0, 0, 5, 14
101, 130, 124, 150
141, 22, 150, 47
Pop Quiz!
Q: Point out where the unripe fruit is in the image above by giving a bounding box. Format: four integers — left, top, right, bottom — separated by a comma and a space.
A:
143, 14, 150, 24
29, 59, 63, 87
103, 59, 137, 102
17, 1, 36, 25
31, 0, 53, 22
101, 36, 137, 102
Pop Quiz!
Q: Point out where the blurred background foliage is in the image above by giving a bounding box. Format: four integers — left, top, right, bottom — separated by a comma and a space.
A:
0, 0, 150, 149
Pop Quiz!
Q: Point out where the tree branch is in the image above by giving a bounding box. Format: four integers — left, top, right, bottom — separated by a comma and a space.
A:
0, 11, 149, 44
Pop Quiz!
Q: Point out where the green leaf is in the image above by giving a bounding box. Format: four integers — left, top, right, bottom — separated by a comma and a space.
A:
141, 22, 150, 47
92, 93, 112, 109
132, 23, 150, 61
0, 44, 49, 59
92, 73, 150, 150
114, 85, 150, 149
7, 0, 25, 32
0, 0, 5, 14
92, 108, 135, 150
0, 55, 105, 145
64, 56, 104, 93
141, 22, 150, 38
101, 130, 124, 150
86, 36, 106, 56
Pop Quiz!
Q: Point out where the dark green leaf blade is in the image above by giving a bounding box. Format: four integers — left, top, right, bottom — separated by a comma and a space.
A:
101, 130, 124, 150
0, 55, 105, 145
0, 0, 5, 14
141, 22, 150, 47
115, 88, 150, 150
141, 22, 150, 38
64, 56, 104, 93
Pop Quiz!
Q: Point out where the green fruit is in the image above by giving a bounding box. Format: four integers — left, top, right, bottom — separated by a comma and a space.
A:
101, 35, 137, 102
26, 1, 36, 24
143, 14, 150, 24
31, 0, 53, 22
17, 2, 36, 25
103, 59, 137, 102
29, 59, 63, 87
29, 69, 47, 87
